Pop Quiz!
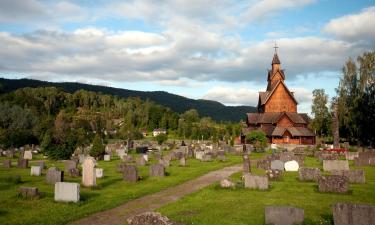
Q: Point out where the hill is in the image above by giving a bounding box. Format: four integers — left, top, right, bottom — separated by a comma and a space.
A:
0, 78, 256, 122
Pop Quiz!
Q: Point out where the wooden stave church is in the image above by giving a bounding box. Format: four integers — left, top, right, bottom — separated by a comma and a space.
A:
242, 49, 316, 145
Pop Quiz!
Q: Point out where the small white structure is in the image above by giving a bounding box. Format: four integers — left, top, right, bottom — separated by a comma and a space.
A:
24, 150, 33, 160
153, 128, 167, 137
104, 154, 111, 161
30, 166, 42, 176
284, 160, 299, 171
95, 168, 104, 178
54, 182, 80, 203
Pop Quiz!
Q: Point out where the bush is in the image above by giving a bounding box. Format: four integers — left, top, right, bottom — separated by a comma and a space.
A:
155, 133, 168, 145
90, 134, 105, 158
245, 130, 267, 150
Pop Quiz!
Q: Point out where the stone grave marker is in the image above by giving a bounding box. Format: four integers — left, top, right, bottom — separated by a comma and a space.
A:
64, 160, 77, 173
323, 160, 349, 171
19, 187, 39, 198
243, 156, 251, 173
136, 156, 147, 166
195, 151, 204, 160
331, 170, 365, 184
30, 166, 42, 176
142, 154, 148, 162
17, 159, 28, 168
3, 159, 11, 168
271, 160, 284, 171
244, 174, 268, 190
265, 206, 304, 225
37, 161, 46, 169
149, 164, 165, 177
82, 157, 96, 187
95, 168, 104, 178
123, 165, 138, 182
46, 167, 63, 184
104, 154, 111, 161
23, 150, 32, 160
159, 158, 170, 167
179, 157, 186, 166
332, 203, 375, 225
345, 152, 359, 160
284, 160, 299, 171
299, 167, 321, 181
122, 155, 133, 163
201, 154, 213, 162
54, 182, 80, 203
354, 152, 375, 166
318, 175, 348, 193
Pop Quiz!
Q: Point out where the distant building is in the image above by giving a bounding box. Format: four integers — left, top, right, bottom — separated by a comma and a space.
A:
153, 128, 167, 137
242, 46, 315, 145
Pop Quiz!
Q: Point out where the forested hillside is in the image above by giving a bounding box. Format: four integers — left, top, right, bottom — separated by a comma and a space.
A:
0, 78, 256, 122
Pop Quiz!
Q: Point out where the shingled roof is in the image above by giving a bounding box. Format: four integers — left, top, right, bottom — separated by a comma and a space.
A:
246, 112, 309, 125
243, 126, 315, 137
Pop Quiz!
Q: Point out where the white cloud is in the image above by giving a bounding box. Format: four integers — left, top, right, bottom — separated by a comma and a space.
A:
202, 86, 259, 106
323, 7, 375, 44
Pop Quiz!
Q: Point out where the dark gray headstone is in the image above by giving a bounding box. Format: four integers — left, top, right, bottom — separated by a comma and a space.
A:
318, 175, 348, 193
123, 165, 138, 182
3, 159, 11, 168
19, 187, 39, 198
149, 164, 165, 177
332, 203, 375, 225
17, 159, 28, 168
64, 160, 77, 173
271, 160, 284, 170
299, 167, 321, 181
354, 152, 375, 166
244, 174, 268, 190
46, 167, 64, 184
265, 206, 304, 225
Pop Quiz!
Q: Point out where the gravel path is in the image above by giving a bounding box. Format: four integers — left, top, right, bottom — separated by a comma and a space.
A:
68, 164, 242, 225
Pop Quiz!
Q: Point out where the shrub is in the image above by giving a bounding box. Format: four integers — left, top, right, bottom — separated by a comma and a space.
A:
155, 133, 168, 145
245, 130, 267, 150
90, 134, 105, 158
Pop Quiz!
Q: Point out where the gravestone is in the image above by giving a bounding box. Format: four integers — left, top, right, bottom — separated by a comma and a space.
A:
320, 153, 339, 162
345, 152, 359, 160
244, 174, 268, 190
64, 160, 77, 173
271, 160, 284, 171
159, 158, 170, 167
142, 154, 148, 162
3, 159, 11, 168
104, 154, 111, 161
179, 157, 186, 166
136, 156, 147, 166
195, 151, 204, 160
257, 159, 271, 170
19, 187, 39, 198
331, 170, 365, 184
217, 154, 227, 162
265, 206, 304, 225
37, 161, 45, 169
220, 179, 235, 188
318, 175, 348, 193
266, 169, 283, 180
17, 159, 28, 168
23, 150, 33, 160
299, 167, 321, 181
354, 152, 375, 166
323, 160, 349, 171
82, 157, 96, 187
201, 154, 213, 162
154, 153, 162, 161
332, 203, 375, 225
187, 148, 194, 158
122, 155, 133, 163
243, 156, 251, 173
46, 167, 63, 184
95, 168, 104, 178
117, 163, 127, 172
284, 160, 299, 171
123, 165, 138, 182
149, 164, 165, 177
54, 182, 80, 203
6, 150, 14, 158
30, 166, 42, 176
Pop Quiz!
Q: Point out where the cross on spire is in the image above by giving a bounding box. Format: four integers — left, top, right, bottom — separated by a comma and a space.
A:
273, 42, 278, 54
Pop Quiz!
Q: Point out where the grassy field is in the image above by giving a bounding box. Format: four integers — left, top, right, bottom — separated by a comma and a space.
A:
158, 157, 375, 225
0, 152, 245, 225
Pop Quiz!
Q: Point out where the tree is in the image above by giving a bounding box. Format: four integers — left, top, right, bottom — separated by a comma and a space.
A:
90, 134, 105, 158
311, 89, 331, 136
245, 130, 267, 150
155, 133, 168, 145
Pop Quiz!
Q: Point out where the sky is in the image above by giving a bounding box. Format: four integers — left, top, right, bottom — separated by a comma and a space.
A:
0, 0, 374, 115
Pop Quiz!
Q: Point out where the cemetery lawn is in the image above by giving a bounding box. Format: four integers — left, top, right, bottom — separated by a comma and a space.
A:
158, 157, 375, 225
0, 153, 253, 225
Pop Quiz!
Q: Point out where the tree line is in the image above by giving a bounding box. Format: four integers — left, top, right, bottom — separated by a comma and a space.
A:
310, 51, 375, 146
0, 87, 241, 159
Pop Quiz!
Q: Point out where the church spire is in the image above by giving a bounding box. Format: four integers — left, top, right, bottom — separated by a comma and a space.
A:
271, 42, 280, 65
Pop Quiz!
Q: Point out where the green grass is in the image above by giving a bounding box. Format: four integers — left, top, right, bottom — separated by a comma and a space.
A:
158, 157, 375, 225
0, 153, 242, 225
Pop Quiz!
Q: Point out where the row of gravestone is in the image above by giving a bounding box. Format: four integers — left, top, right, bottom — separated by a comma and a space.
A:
119, 163, 167, 182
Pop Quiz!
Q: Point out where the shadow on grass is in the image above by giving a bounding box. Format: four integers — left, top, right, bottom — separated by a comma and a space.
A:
80, 191, 100, 202
98, 177, 122, 188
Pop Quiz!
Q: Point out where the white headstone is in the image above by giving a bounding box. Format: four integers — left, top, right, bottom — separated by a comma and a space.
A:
95, 168, 104, 178
54, 182, 80, 203
82, 157, 96, 187
195, 151, 204, 160
284, 160, 299, 171
104, 154, 111, 161
24, 150, 33, 160
30, 166, 41, 176
143, 154, 148, 162
271, 143, 277, 150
